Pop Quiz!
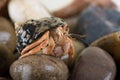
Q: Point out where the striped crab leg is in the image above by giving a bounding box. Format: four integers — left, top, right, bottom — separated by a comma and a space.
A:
19, 31, 49, 59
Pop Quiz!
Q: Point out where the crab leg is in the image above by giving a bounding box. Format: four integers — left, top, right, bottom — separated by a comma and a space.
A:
21, 31, 49, 55
43, 37, 55, 55
57, 24, 74, 61
19, 38, 49, 59
68, 39, 74, 63
63, 36, 74, 63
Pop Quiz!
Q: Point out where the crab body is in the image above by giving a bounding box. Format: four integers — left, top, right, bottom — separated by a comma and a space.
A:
15, 17, 74, 63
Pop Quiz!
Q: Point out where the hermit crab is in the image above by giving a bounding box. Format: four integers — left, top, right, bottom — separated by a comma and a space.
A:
15, 17, 74, 63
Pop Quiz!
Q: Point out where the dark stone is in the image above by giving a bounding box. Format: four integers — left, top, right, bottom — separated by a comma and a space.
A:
0, 77, 7, 80
76, 5, 120, 44
0, 43, 13, 76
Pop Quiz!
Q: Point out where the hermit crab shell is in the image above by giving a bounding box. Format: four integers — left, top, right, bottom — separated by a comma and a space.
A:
15, 17, 68, 53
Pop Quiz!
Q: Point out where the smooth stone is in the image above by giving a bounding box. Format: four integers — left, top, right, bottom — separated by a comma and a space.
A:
72, 38, 85, 60
52, 0, 115, 18
75, 5, 120, 44
112, 0, 120, 11
0, 77, 7, 80
90, 31, 120, 62
71, 47, 116, 80
0, 0, 7, 9
39, 0, 74, 12
0, 17, 16, 52
64, 15, 79, 33
8, 0, 51, 23
10, 55, 68, 80
115, 62, 120, 80
0, 0, 9, 18
0, 43, 14, 75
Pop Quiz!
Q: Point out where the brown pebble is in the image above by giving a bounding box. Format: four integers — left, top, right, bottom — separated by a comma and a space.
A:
0, 17, 16, 52
52, 0, 115, 18
90, 31, 120, 62
10, 55, 68, 80
71, 47, 116, 80
0, 77, 7, 80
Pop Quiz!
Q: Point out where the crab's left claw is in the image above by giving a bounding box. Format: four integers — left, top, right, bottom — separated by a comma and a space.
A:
19, 31, 49, 59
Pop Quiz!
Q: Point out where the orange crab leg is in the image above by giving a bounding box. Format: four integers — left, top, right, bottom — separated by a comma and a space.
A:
68, 39, 74, 63
63, 36, 74, 63
21, 31, 49, 55
19, 38, 49, 59
62, 24, 75, 63
43, 37, 55, 55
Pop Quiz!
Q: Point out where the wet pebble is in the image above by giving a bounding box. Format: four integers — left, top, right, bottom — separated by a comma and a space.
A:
10, 55, 68, 80
0, 17, 16, 52
0, 43, 13, 75
71, 47, 116, 80
90, 31, 120, 62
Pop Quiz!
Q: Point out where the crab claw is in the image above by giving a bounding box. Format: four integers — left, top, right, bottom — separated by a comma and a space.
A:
20, 31, 49, 58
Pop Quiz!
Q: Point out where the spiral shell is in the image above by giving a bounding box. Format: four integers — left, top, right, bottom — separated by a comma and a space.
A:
15, 17, 67, 53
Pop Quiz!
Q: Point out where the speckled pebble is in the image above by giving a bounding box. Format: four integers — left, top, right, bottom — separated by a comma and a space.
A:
10, 55, 68, 80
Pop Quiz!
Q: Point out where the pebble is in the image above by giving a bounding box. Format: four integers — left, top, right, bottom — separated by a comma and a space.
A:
10, 55, 68, 80
75, 5, 120, 44
71, 47, 116, 80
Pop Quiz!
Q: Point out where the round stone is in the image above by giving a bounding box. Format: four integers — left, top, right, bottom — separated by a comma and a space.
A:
71, 47, 116, 80
10, 55, 69, 80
